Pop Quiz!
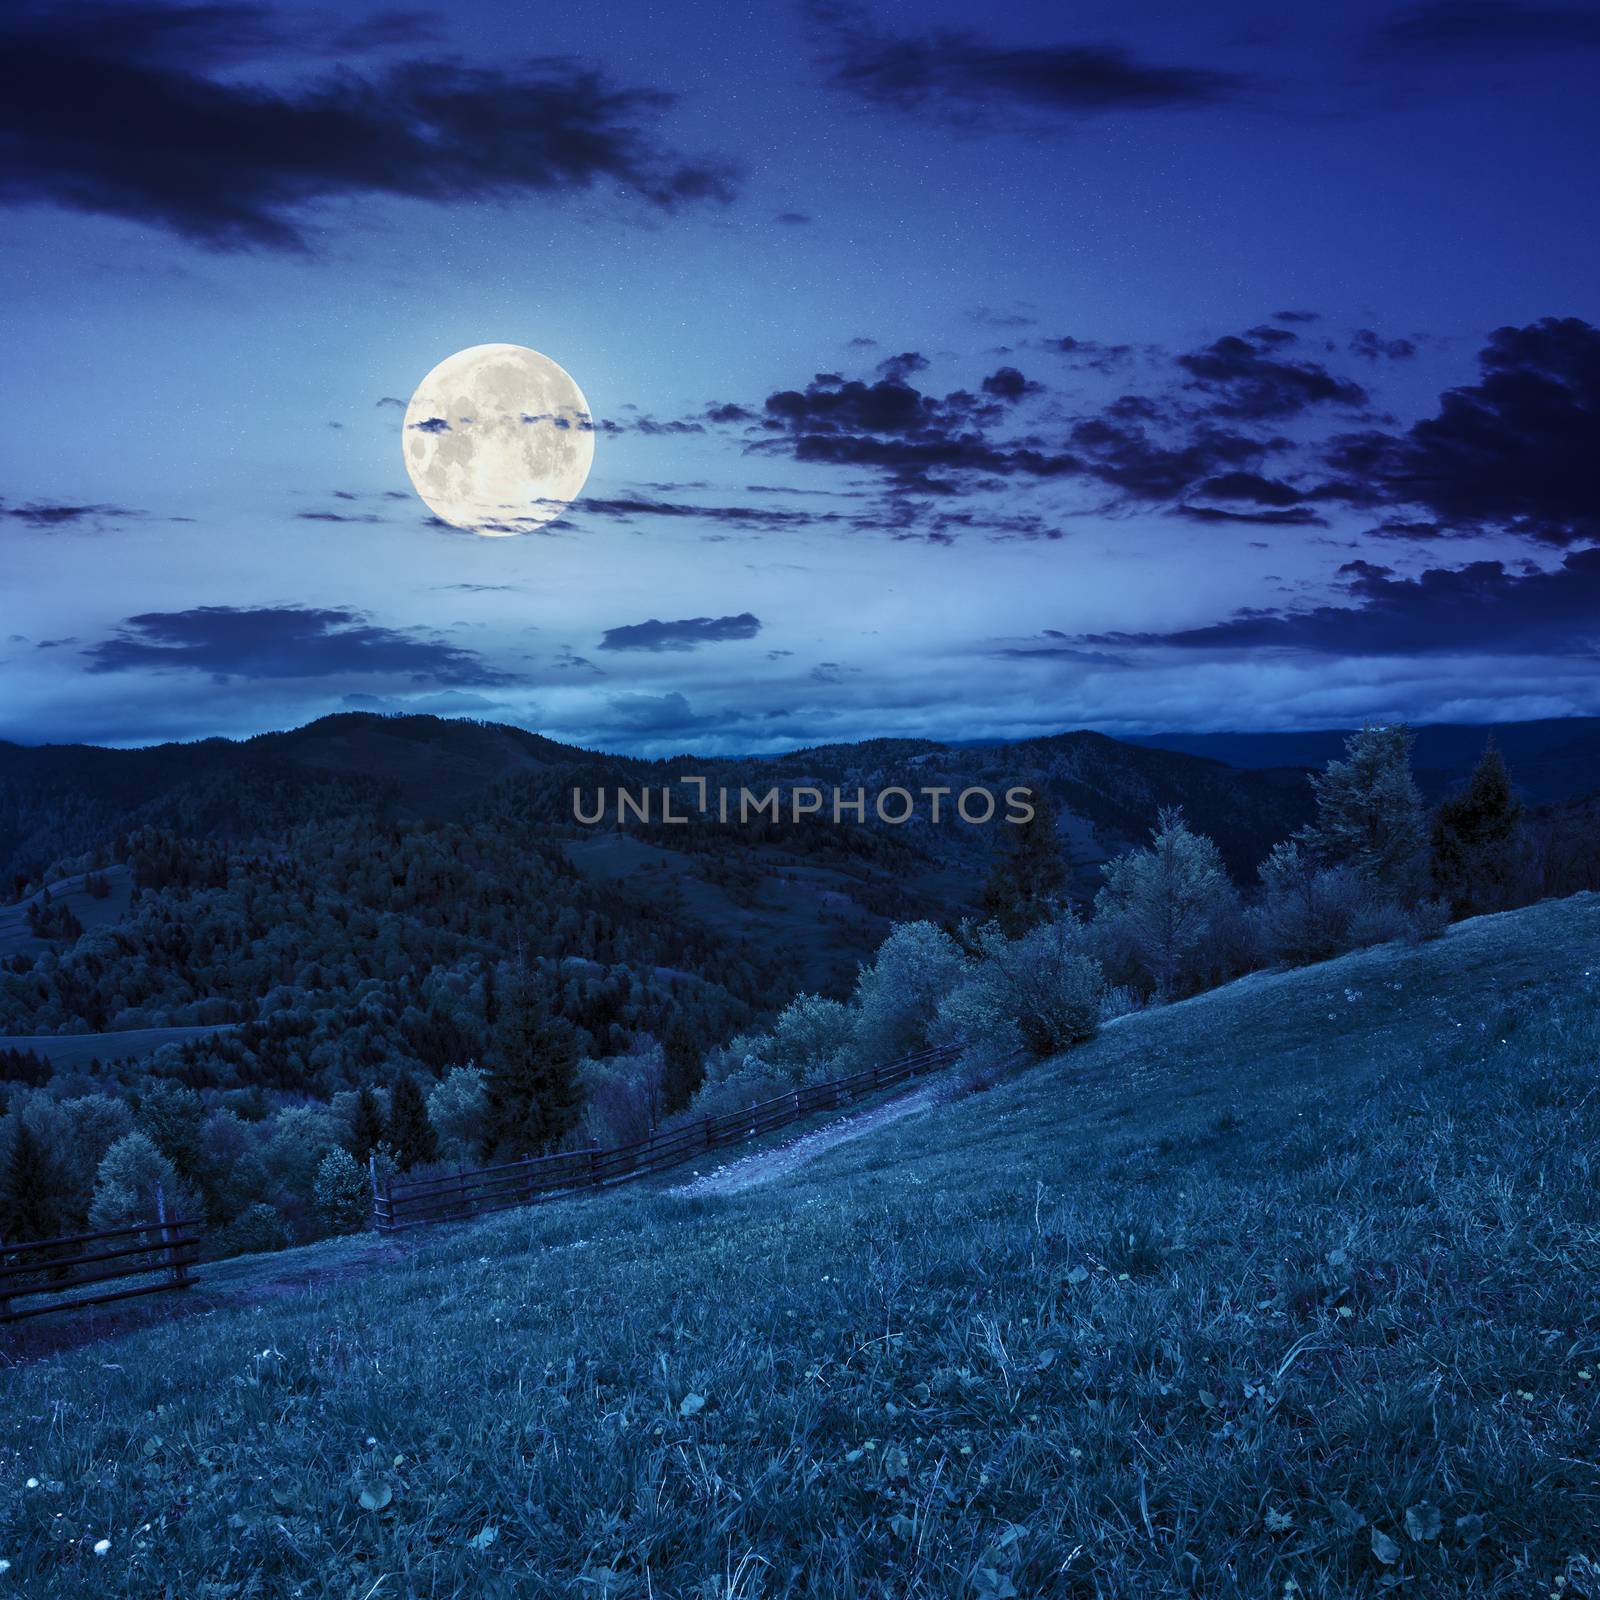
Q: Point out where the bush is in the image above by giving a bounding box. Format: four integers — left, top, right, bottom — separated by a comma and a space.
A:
1407, 896, 1453, 943
1345, 897, 1413, 948
1253, 842, 1367, 966
936, 916, 1103, 1060
762, 993, 855, 1083
426, 1066, 487, 1164
218, 1201, 291, 1258
852, 921, 968, 1063
312, 1147, 370, 1233
88, 1130, 200, 1231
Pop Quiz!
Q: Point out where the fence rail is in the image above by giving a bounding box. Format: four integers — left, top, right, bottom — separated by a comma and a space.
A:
0, 1212, 201, 1324
374, 1040, 962, 1231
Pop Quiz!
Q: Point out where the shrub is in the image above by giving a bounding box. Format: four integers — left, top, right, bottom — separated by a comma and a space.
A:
936, 916, 1103, 1060
426, 1066, 487, 1163
312, 1147, 371, 1233
852, 921, 968, 1063
88, 1131, 199, 1231
580, 1040, 664, 1147
1407, 896, 1453, 943
1253, 841, 1367, 966
218, 1201, 291, 1258
762, 993, 855, 1083
1345, 897, 1413, 948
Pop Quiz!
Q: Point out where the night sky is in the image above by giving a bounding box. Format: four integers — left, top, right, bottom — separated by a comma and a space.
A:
4, 0, 1599, 754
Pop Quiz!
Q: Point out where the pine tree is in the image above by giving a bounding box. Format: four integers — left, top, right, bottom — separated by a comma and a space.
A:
1095, 807, 1233, 1000
0, 1119, 58, 1242
1301, 724, 1428, 902
483, 963, 580, 1159
388, 1072, 437, 1172
982, 784, 1068, 934
660, 1012, 704, 1114
1431, 743, 1525, 916
349, 1086, 387, 1165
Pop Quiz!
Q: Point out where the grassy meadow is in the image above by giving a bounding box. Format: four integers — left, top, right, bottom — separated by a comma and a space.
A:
2, 893, 1598, 1597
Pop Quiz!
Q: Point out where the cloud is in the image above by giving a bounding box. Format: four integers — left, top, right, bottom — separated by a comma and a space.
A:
83, 605, 512, 683
775, 211, 812, 224
1048, 335, 1135, 371
1350, 329, 1418, 362
1375, 1, 1600, 57
409, 417, 451, 434
1327, 316, 1600, 545
1167, 504, 1327, 527
597, 691, 705, 734
808, 1, 1251, 128
1, 498, 149, 529
0, 1, 736, 251
1085, 548, 1600, 657
577, 494, 822, 531
597, 613, 762, 652
1176, 331, 1370, 420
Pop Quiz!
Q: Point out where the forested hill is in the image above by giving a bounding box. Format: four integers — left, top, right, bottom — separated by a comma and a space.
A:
0, 711, 1323, 1097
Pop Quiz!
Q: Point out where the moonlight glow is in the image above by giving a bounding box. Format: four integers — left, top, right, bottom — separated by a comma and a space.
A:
402, 344, 594, 536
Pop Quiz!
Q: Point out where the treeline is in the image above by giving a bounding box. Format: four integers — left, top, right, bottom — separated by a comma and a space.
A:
2, 725, 1597, 1263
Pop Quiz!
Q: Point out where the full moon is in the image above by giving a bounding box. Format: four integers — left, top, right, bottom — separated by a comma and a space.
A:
402, 344, 594, 536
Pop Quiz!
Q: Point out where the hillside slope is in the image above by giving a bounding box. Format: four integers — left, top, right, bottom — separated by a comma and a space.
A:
4, 893, 1597, 1596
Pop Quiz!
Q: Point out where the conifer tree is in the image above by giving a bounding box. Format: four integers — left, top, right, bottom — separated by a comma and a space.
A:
0, 1119, 58, 1242
660, 1012, 704, 1114
1431, 743, 1525, 916
349, 1086, 387, 1165
483, 960, 580, 1159
982, 783, 1068, 934
1301, 723, 1428, 902
1095, 807, 1233, 1000
388, 1072, 437, 1172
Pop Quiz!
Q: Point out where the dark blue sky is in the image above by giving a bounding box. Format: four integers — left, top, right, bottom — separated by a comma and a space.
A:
4, 0, 1599, 751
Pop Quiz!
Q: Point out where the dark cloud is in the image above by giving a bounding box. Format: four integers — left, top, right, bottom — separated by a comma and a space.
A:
808, 1, 1251, 128
296, 509, 386, 524
83, 605, 511, 683
1327, 316, 1600, 545
598, 691, 704, 733
578, 495, 821, 530
1085, 548, 1600, 657
1376, 1, 1600, 56
981, 365, 1039, 401
1168, 504, 1326, 527
1048, 335, 1134, 371
759, 367, 1074, 491
1273, 310, 1320, 324
775, 211, 812, 224
376, 396, 406, 410
1176, 332, 1369, 420
409, 417, 451, 434
0, 499, 148, 529
0, 1, 735, 251
1350, 329, 1419, 362
597, 613, 762, 653
846, 336, 879, 349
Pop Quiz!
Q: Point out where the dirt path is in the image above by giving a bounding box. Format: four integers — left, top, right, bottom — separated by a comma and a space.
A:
670, 1080, 952, 1198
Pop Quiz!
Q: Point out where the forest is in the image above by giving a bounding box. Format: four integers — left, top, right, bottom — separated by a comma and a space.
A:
1, 713, 1597, 1260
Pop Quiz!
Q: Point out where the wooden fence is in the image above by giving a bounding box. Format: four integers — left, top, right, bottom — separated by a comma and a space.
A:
0, 1205, 200, 1324
374, 1040, 962, 1231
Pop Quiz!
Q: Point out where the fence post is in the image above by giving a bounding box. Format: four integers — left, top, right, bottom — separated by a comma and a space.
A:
368, 1153, 382, 1230
703, 1115, 713, 1150
588, 1139, 601, 1189
457, 1162, 468, 1217
155, 1181, 189, 1290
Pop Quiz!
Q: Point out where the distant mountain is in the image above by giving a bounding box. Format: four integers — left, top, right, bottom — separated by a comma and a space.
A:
0, 713, 1318, 1067
1124, 717, 1600, 805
